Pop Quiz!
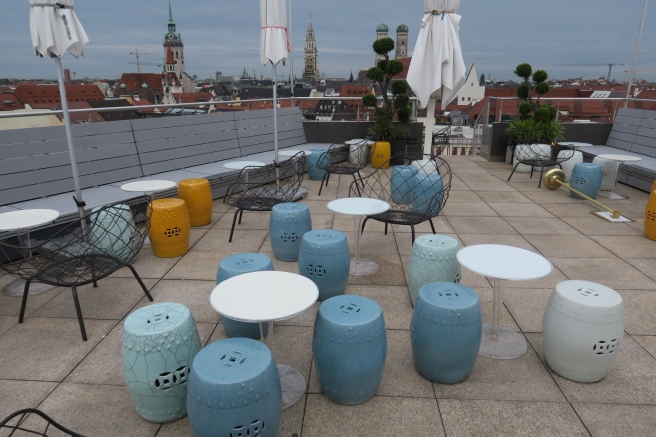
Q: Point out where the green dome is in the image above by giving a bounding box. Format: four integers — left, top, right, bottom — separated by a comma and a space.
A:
141, 82, 149, 89
376, 22, 388, 32
396, 23, 408, 33
120, 83, 127, 89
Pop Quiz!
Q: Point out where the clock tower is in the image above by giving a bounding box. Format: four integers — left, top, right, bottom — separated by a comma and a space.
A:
163, 0, 194, 92
395, 23, 409, 59
302, 15, 320, 81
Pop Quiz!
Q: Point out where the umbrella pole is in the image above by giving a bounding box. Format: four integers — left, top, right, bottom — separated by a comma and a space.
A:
55, 57, 87, 223
272, 63, 281, 185
423, 95, 437, 155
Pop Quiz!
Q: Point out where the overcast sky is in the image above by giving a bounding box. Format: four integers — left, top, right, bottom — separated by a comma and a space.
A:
3, 0, 655, 83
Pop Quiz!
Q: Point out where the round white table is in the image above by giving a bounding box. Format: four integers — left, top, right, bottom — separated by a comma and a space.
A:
457, 244, 552, 359
327, 198, 391, 276
0, 209, 60, 296
279, 150, 312, 157
120, 179, 177, 201
596, 154, 642, 200
210, 271, 319, 409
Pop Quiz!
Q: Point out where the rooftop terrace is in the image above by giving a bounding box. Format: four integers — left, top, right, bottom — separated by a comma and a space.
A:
1, 155, 655, 436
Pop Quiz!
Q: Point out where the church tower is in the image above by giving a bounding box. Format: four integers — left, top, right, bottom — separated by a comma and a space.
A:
375, 22, 389, 65
163, 0, 194, 92
395, 23, 408, 58
302, 15, 320, 81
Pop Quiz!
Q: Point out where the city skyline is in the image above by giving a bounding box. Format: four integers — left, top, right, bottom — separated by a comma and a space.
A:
3, 0, 656, 83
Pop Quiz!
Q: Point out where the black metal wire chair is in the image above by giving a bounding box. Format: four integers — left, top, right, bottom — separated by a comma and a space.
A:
0, 408, 87, 436
316, 135, 375, 196
349, 153, 452, 244
223, 152, 307, 242
0, 196, 153, 341
507, 142, 574, 188
433, 126, 450, 155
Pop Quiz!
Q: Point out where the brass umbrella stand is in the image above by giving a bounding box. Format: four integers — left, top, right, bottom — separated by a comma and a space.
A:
542, 169, 634, 222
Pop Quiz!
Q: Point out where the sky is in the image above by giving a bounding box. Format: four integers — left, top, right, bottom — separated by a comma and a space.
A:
2, 0, 656, 83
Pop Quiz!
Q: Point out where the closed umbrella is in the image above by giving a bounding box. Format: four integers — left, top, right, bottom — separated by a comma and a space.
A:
406, 0, 467, 154
29, 0, 89, 220
260, 0, 290, 164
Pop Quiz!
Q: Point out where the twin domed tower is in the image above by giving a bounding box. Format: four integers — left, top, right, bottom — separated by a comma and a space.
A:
375, 22, 409, 64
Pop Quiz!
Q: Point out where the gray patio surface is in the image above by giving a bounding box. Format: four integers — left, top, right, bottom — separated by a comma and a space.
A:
1, 155, 655, 436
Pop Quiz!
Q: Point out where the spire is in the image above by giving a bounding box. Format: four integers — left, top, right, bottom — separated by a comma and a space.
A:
308, 14, 313, 32
349, 70, 354, 83
168, 0, 174, 24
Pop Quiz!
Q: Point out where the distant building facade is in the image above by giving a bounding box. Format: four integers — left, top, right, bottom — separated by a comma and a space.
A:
375, 22, 389, 65
163, 0, 194, 93
302, 15, 320, 81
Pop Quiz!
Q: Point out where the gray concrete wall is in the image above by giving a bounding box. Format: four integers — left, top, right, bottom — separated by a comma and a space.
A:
303, 121, 423, 144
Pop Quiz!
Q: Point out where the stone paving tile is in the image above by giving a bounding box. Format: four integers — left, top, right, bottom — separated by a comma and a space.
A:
523, 234, 616, 259
391, 216, 454, 235
346, 254, 407, 287
301, 395, 444, 437
439, 399, 589, 437
0, 380, 58, 420
163, 250, 236, 281
528, 334, 656, 405
0, 315, 17, 336
504, 288, 554, 333
346, 285, 413, 331
448, 216, 519, 235
109, 249, 180, 279
615, 289, 656, 336
634, 335, 656, 358
138, 279, 219, 324
542, 201, 606, 218
442, 202, 500, 217
588, 235, 656, 259
550, 257, 656, 290
573, 403, 656, 437
505, 216, 583, 236
562, 217, 645, 236
0, 284, 64, 318
192, 228, 267, 252
475, 190, 532, 203
442, 190, 482, 203
487, 202, 555, 218
465, 181, 518, 192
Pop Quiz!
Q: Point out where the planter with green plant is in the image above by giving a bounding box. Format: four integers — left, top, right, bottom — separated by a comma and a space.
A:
362, 37, 412, 167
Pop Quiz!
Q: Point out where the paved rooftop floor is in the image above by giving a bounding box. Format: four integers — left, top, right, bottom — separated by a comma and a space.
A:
1, 155, 655, 436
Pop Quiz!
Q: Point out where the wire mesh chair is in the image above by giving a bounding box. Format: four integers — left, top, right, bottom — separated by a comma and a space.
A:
349, 153, 452, 244
0, 196, 154, 341
507, 142, 574, 188
223, 152, 307, 242
0, 408, 87, 436
432, 126, 450, 156
316, 135, 375, 196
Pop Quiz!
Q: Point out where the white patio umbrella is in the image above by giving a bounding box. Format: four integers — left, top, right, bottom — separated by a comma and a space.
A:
406, 0, 467, 154
29, 0, 89, 220
260, 0, 290, 164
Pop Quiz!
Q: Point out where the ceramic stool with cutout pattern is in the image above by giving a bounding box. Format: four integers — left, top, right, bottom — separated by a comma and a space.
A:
408, 235, 461, 307
645, 187, 656, 240
178, 178, 213, 226
149, 198, 190, 257
269, 203, 312, 262
312, 295, 387, 404
569, 162, 603, 200
122, 302, 201, 423
298, 229, 350, 301
187, 337, 281, 437
542, 280, 624, 383
592, 156, 619, 191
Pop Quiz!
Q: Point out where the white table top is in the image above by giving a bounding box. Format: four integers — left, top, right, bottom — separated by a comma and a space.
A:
327, 198, 391, 216
559, 142, 593, 148
597, 154, 642, 163
279, 150, 312, 156
457, 244, 552, 281
346, 139, 375, 145
223, 161, 266, 170
120, 180, 176, 193
210, 271, 319, 323
0, 209, 60, 231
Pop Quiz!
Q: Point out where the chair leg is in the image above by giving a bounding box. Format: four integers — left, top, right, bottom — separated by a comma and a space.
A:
429, 218, 437, 234
507, 162, 521, 182
18, 280, 31, 323
318, 172, 329, 196
70, 286, 87, 341
357, 171, 365, 188
530, 166, 535, 179
352, 174, 362, 197
238, 209, 244, 225
538, 165, 546, 188
410, 225, 416, 245
229, 209, 240, 243
126, 264, 154, 301
384, 222, 388, 235
361, 216, 370, 234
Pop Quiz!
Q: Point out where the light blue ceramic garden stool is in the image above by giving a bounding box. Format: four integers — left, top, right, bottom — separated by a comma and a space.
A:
269, 203, 312, 262
122, 302, 201, 423
412, 173, 444, 216
307, 148, 328, 180
90, 203, 138, 263
298, 229, 350, 301
313, 295, 387, 405
187, 337, 282, 437
390, 165, 419, 204
570, 162, 603, 200
216, 253, 274, 339
408, 234, 461, 307
410, 283, 482, 384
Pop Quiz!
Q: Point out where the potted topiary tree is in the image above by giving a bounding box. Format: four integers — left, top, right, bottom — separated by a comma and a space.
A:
362, 37, 412, 167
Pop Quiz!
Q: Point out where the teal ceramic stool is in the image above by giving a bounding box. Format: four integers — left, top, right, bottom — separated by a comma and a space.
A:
90, 203, 138, 263
216, 253, 274, 339
412, 173, 444, 216
122, 302, 201, 423
269, 203, 312, 262
187, 338, 282, 437
390, 165, 419, 204
570, 162, 603, 199
313, 295, 387, 404
298, 229, 350, 301
410, 283, 482, 384
307, 148, 328, 180
408, 235, 461, 306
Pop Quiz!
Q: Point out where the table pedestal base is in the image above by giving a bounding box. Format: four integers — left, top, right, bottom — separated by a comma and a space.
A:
4, 279, 56, 297
278, 363, 305, 409
598, 191, 628, 200
350, 258, 379, 276
478, 324, 527, 359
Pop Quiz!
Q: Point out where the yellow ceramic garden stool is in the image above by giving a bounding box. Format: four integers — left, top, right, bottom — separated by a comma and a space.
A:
149, 198, 191, 257
371, 141, 391, 169
646, 187, 656, 240
178, 178, 213, 226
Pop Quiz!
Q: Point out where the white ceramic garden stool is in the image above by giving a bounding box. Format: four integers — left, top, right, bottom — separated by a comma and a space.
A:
559, 150, 583, 182
592, 156, 619, 191
513, 144, 534, 173
542, 280, 624, 383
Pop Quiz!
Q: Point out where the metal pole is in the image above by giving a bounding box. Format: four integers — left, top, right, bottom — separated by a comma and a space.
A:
272, 63, 279, 164
625, 0, 648, 107
288, 0, 294, 102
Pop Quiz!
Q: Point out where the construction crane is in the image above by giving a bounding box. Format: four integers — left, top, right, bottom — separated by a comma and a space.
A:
129, 49, 159, 73
555, 63, 625, 81
624, 69, 656, 73
129, 60, 166, 73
